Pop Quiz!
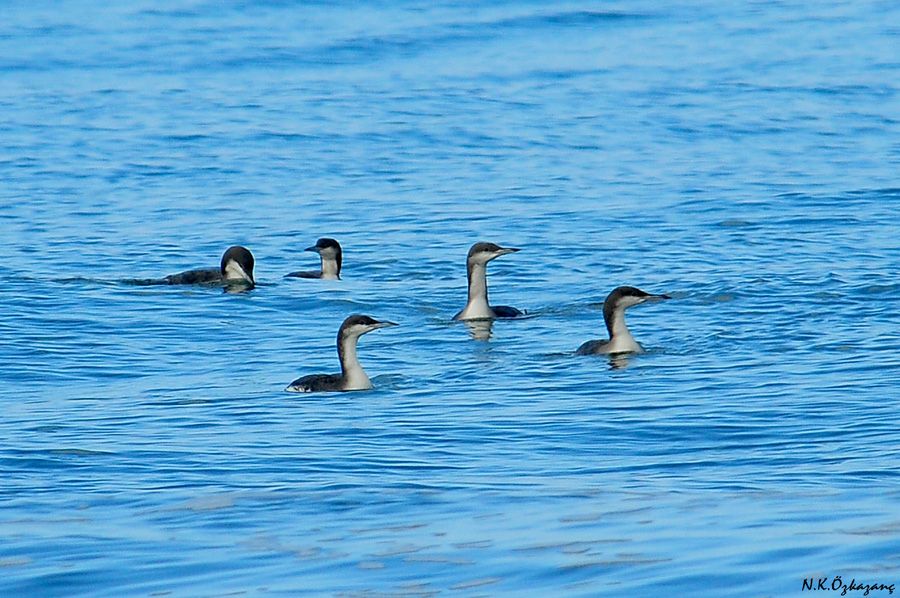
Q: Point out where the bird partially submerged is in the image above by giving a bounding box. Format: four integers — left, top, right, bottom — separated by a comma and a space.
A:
286, 314, 397, 393
453, 242, 523, 321
285, 238, 342, 280
129, 245, 255, 288
576, 286, 670, 355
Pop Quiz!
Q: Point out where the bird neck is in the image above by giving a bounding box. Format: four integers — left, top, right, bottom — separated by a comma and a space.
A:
222, 260, 252, 283
320, 255, 341, 280
462, 261, 493, 317
337, 332, 371, 390
604, 306, 641, 353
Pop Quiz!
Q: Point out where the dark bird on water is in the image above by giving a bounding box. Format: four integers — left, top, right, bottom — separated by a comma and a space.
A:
285, 238, 342, 280
130, 246, 255, 287
576, 286, 670, 355
453, 241, 523, 321
285, 314, 397, 393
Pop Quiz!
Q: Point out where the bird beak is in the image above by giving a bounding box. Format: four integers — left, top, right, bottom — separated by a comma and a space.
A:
373, 320, 398, 329
499, 247, 520, 255
646, 293, 671, 302
304, 245, 319, 253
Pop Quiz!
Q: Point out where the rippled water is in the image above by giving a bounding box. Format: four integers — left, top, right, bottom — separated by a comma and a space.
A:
2, 1, 899, 596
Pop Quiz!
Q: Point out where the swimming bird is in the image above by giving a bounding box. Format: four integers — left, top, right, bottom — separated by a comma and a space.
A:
285, 314, 397, 393
285, 238, 342, 280
130, 245, 255, 286
453, 242, 523, 320
576, 286, 670, 355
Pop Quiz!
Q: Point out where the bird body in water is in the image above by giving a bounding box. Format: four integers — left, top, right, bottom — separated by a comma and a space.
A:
286, 314, 397, 393
285, 238, 342, 280
576, 286, 670, 355
130, 246, 255, 287
453, 242, 523, 321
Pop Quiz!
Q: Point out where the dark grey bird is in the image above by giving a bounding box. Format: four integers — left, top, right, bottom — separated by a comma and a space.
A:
576, 286, 670, 355
285, 238, 342, 280
453, 242, 523, 320
130, 246, 255, 287
285, 314, 397, 393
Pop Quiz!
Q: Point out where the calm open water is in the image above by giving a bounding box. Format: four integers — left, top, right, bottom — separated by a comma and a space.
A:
1, 1, 899, 596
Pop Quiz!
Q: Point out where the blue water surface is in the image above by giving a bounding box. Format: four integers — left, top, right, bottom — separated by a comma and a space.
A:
1, 1, 899, 596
